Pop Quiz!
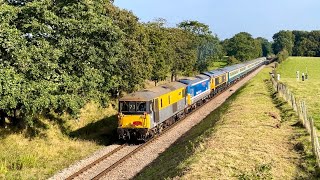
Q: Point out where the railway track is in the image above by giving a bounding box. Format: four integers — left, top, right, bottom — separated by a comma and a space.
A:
66, 106, 193, 180
65, 66, 263, 180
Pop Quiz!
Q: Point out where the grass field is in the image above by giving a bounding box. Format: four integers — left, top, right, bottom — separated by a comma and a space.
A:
135, 66, 318, 179
0, 103, 118, 179
276, 57, 320, 129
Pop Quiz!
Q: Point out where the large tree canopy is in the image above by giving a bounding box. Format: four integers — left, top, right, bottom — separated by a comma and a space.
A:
178, 20, 223, 72
272, 30, 294, 55
223, 32, 262, 61
272, 30, 320, 59
0, 0, 127, 126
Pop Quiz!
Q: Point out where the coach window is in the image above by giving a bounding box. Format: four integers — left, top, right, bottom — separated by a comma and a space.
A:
161, 99, 163, 108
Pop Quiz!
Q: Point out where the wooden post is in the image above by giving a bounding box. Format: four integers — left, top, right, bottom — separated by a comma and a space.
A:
315, 131, 320, 168
300, 102, 304, 126
310, 118, 315, 154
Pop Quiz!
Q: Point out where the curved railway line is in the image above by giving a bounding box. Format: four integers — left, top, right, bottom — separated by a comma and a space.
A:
63, 65, 265, 180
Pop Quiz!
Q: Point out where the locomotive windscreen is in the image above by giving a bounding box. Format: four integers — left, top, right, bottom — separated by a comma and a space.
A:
119, 101, 147, 113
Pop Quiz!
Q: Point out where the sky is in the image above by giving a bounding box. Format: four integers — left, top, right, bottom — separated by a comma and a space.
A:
114, 0, 320, 41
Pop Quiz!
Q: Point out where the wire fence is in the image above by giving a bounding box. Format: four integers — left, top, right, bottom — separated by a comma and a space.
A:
271, 77, 320, 168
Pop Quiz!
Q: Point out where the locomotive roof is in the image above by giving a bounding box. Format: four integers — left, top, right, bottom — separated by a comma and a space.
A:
178, 75, 209, 85
202, 69, 226, 77
119, 81, 187, 101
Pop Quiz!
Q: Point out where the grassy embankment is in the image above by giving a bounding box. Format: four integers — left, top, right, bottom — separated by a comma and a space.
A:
276, 57, 320, 129
136, 65, 318, 179
0, 103, 118, 179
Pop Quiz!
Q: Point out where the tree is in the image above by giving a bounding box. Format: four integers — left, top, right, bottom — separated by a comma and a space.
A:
178, 20, 223, 72
272, 30, 294, 55
166, 28, 197, 81
256, 37, 272, 57
178, 20, 211, 36
223, 32, 261, 61
0, 0, 126, 127
145, 21, 171, 86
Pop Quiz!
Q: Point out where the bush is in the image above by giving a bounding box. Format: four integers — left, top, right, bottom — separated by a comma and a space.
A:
277, 49, 289, 63
227, 56, 240, 65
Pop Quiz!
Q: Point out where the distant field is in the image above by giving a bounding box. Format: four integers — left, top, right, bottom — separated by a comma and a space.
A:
277, 57, 320, 129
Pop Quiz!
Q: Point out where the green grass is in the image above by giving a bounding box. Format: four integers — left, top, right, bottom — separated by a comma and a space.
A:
135, 66, 318, 179
0, 102, 117, 179
208, 60, 228, 71
277, 57, 320, 129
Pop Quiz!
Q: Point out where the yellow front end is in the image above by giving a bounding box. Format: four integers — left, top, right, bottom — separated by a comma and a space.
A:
118, 113, 151, 129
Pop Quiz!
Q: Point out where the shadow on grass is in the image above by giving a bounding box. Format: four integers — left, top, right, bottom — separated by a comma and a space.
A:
41, 112, 119, 145
0, 117, 49, 139
265, 79, 320, 179
0, 111, 119, 146
68, 115, 119, 145
134, 84, 244, 180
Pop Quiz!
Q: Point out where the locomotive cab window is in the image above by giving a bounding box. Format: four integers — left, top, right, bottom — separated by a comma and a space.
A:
120, 101, 129, 111
129, 102, 136, 111
119, 101, 148, 114
137, 102, 146, 112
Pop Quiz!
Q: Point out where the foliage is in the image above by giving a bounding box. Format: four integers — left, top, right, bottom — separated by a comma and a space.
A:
272, 30, 294, 55
292, 30, 320, 57
0, 0, 126, 127
166, 28, 197, 81
256, 37, 273, 57
223, 32, 262, 61
272, 30, 320, 58
178, 20, 223, 72
227, 56, 240, 64
277, 49, 289, 63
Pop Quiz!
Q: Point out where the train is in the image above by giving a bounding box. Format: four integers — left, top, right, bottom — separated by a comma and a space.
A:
117, 57, 266, 141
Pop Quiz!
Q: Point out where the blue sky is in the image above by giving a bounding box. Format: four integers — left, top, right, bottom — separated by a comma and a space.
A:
114, 0, 320, 41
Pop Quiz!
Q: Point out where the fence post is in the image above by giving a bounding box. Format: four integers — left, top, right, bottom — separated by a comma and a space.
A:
300, 102, 305, 126
310, 117, 315, 154
309, 118, 320, 168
